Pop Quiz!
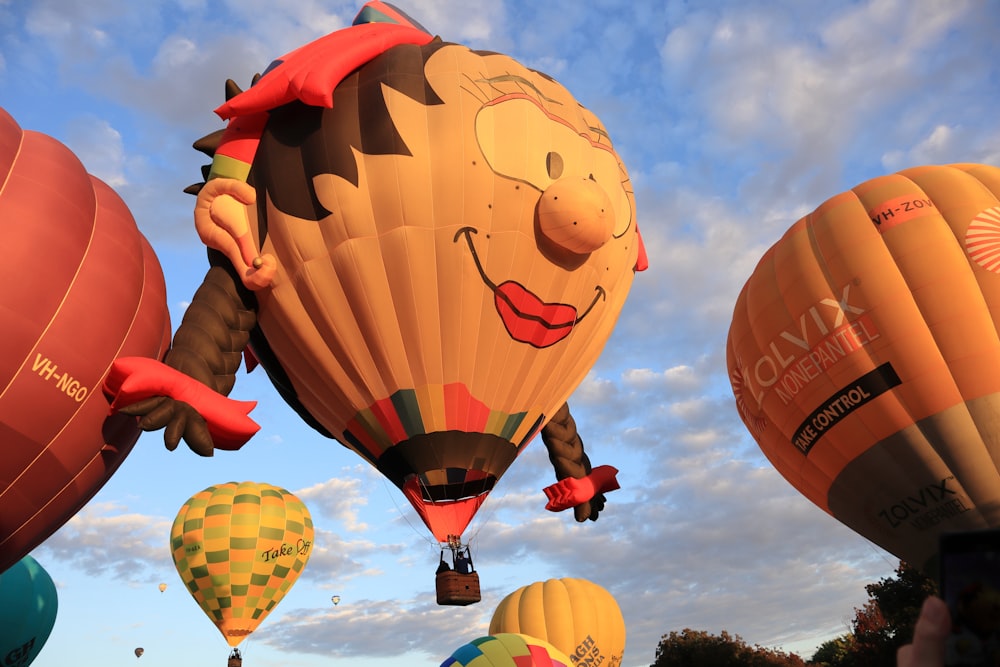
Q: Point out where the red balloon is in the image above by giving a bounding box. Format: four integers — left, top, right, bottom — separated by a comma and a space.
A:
0, 107, 171, 571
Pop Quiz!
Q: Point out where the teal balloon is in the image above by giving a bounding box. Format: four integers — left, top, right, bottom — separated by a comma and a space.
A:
0, 556, 58, 667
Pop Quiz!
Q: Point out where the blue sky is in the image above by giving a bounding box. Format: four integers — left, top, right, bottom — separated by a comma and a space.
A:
3, 1, 999, 666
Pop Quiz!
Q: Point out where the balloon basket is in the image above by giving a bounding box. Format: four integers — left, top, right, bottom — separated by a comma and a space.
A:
228, 648, 242, 667
436, 570, 481, 606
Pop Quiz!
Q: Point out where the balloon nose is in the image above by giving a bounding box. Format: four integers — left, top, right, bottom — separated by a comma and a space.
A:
537, 177, 614, 254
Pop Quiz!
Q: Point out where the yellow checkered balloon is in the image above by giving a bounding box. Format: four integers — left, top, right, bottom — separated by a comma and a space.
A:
170, 481, 313, 646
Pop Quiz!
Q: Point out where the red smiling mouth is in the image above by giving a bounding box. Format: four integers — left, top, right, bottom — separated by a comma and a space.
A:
495, 281, 577, 347
455, 227, 605, 349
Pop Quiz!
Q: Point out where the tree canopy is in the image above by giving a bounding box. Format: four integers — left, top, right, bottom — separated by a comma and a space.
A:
811, 561, 937, 666
651, 561, 937, 667
652, 628, 806, 666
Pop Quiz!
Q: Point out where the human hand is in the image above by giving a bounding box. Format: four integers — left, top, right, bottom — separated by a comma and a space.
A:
897, 596, 951, 667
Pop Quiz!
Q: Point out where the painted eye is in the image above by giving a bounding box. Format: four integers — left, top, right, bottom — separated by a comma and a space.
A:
546, 152, 564, 179
476, 96, 632, 236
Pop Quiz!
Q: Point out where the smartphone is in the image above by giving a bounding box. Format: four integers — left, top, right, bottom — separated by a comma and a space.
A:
939, 529, 1000, 667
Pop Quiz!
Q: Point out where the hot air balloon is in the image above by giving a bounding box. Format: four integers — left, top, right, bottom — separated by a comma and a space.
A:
440, 633, 571, 667
331, 595, 340, 606
489, 578, 626, 667
134, 648, 144, 658
0, 556, 58, 667
105, 1, 641, 563
159, 582, 167, 593
0, 106, 172, 573
170, 481, 313, 647
727, 162, 1000, 573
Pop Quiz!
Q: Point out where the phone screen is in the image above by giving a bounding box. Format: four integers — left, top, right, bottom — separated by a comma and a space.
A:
940, 530, 1000, 667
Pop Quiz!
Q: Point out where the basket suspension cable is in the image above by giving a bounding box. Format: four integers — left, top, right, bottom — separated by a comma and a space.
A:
379, 475, 438, 547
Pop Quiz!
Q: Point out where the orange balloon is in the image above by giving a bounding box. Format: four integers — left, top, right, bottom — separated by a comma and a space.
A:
727, 163, 1000, 572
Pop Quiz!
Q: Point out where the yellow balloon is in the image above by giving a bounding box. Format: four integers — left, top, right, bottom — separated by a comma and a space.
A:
489, 578, 625, 666
158, 583, 167, 593
727, 163, 1000, 572
170, 481, 313, 646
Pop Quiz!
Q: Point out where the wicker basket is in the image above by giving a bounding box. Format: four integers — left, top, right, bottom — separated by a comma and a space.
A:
436, 570, 481, 606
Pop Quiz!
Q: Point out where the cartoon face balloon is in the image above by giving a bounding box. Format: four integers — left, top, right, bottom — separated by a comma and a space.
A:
727, 163, 1000, 573
0, 107, 171, 572
200, 16, 645, 540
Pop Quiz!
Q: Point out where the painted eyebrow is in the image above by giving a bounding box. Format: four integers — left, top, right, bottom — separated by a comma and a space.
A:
589, 125, 610, 141
475, 74, 560, 104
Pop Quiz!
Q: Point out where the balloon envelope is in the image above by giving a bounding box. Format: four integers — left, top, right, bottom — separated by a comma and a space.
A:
0, 556, 58, 667
134, 648, 144, 658
170, 481, 314, 646
727, 163, 1000, 572
158, 583, 167, 593
0, 106, 171, 572
489, 578, 625, 666
440, 633, 571, 667
215, 24, 642, 542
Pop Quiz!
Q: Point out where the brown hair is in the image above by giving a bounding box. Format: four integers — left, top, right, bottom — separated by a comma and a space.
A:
249, 38, 448, 223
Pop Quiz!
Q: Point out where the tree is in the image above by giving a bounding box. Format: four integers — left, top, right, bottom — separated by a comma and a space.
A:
808, 561, 938, 667
809, 635, 853, 666
848, 561, 938, 665
652, 628, 807, 667
651, 561, 936, 667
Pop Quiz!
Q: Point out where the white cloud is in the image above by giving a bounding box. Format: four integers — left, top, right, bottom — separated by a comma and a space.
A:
152, 35, 200, 72
65, 115, 128, 187
38, 503, 173, 579
295, 473, 373, 531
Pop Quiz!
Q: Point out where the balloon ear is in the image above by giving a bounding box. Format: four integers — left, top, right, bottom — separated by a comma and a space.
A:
193, 178, 276, 290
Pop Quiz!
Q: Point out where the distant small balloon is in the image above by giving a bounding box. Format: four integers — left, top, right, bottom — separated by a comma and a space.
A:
134, 648, 144, 658
331, 595, 340, 606
158, 583, 167, 593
